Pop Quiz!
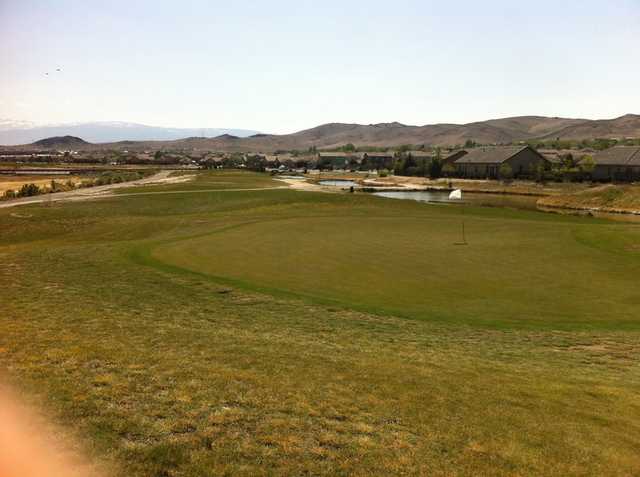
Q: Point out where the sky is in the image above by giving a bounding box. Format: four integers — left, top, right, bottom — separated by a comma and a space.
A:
1, 0, 639, 134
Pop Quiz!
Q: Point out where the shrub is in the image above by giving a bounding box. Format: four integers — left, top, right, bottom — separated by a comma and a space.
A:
17, 183, 42, 197
442, 163, 456, 177
499, 164, 513, 181
580, 155, 596, 180
93, 171, 143, 186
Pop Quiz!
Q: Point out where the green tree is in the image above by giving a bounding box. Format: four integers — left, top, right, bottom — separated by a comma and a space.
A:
429, 148, 443, 178
499, 163, 513, 180
404, 154, 418, 175
464, 139, 476, 148
580, 155, 595, 173
393, 158, 406, 176
429, 158, 442, 178
527, 162, 547, 183
342, 143, 356, 153
561, 153, 576, 169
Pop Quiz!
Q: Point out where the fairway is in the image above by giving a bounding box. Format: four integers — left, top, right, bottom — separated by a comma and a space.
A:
1, 171, 640, 476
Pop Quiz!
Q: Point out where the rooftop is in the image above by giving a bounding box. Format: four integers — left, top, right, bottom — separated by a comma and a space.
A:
454, 146, 530, 164
593, 146, 640, 166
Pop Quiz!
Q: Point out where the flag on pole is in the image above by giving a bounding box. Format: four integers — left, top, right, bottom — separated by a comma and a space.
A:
448, 188, 462, 200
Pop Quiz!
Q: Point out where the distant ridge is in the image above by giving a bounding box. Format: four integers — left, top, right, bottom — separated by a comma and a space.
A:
0, 120, 260, 145
3, 114, 639, 151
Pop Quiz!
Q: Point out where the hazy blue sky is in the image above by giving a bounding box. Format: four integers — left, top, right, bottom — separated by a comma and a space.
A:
1, 0, 639, 133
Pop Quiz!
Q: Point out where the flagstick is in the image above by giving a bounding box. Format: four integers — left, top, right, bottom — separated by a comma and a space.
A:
450, 188, 468, 246
461, 201, 467, 245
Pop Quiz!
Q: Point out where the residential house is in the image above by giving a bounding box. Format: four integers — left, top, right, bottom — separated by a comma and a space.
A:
360, 152, 395, 170
317, 152, 358, 170
442, 150, 467, 166
454, 146, 549, 179
591, 147, 640, 181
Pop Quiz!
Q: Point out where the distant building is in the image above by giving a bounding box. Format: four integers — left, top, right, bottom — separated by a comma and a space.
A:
360, 152, 395, 170
591, 146, 640, 181
454, 145, 549, 179
317, 152, 358, 169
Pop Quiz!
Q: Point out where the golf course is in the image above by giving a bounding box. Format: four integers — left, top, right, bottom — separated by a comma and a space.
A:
1, 171, 639, 476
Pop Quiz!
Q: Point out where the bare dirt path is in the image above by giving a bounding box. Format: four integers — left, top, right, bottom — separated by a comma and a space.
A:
117, 186, 289, 197
275, 177, 323, 191
0, 172, 294, 209
0, 171, 193, 209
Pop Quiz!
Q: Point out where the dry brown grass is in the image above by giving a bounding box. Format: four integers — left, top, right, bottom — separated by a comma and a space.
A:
0, 175, 84, 194
539, 184, 640, 214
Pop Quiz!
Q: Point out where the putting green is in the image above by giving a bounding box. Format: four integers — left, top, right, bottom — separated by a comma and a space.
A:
151, 210, 640, 329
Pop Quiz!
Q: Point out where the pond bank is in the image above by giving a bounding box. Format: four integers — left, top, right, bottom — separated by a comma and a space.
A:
281, 174, 640, 220
539, 200, 640, 217
537, 184, 640, 217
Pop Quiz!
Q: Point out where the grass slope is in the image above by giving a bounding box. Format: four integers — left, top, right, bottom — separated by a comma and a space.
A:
1, 170, 639, 476
539, 184, 640, 214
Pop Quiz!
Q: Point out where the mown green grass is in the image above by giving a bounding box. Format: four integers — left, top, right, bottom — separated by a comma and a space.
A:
1, 170, 639, 476
138, 173, 640, 330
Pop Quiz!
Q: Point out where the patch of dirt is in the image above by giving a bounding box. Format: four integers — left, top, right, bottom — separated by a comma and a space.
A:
275, 177, 325, 192
0, 171, 194, 209
567, 344, 608, 352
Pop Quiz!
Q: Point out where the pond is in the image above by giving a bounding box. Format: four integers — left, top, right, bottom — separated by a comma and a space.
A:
372, 190, 540, 210
372, 190, 640, 223
319, 179, 358, 187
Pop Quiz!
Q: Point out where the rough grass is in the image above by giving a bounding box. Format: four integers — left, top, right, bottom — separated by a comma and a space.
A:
539, 184, 640, 213
1, 170, 639, 476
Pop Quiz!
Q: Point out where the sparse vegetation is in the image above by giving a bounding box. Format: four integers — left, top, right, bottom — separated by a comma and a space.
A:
539, 183, 640, 213
0, 170, 154, 201
17, 182, 42, 197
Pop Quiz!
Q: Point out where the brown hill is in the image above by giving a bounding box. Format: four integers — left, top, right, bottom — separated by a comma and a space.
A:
536, 114, 640, 140
32, 135, 90, 148
7, 115, 640, 153
176, 114, 638, 151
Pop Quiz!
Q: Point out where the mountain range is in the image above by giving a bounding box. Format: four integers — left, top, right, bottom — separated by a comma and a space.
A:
0, 120, 260, 145
145, 114, 640, 152
2, 115, 639, 151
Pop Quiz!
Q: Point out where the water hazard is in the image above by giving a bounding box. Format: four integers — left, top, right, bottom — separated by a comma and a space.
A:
372, 190, 540, 210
